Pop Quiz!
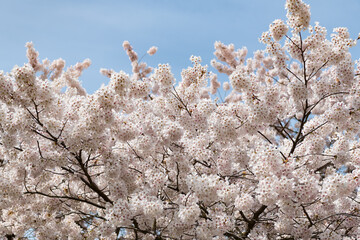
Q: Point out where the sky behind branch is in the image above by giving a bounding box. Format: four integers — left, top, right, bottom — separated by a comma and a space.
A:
1, 0, 359, 93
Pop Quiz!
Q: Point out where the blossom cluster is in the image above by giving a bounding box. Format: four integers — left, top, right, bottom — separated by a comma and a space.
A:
1, 0, 360, 239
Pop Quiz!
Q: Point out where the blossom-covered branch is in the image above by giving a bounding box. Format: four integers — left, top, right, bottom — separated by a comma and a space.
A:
1, 0, 360, 239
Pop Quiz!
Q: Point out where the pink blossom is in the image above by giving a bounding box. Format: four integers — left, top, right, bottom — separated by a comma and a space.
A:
1, 1, 360, 239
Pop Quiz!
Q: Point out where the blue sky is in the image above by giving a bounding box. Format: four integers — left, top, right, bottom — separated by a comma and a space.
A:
1, 0, 360, 93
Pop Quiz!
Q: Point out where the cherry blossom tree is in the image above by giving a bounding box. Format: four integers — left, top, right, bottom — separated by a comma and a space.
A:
2, 0, 360, 239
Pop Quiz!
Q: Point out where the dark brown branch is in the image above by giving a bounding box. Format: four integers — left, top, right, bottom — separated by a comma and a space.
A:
29, 104, 113, 205
5, 234, 15, 240
286, 67, 303, 83
285, 34, 302, 51
240, 211, 250, 223
308, 60, 329, 81
307, 92, 349, 115
224, 231, 243, 240
300, 121, 328, 141
24, 188, 105, 209
301, 204, 314, 228
288, 101, 309, 156
171, 86, 192, 117
314, 162, 334, 173
314, 213, 360, 225
0, 142, 23, 152
75, 151, 113, 204
257, 131, 273, 144
257, 130, 286, 160
243, 205, 267, 237
167, 162, 180, 192
298, 33, 309, 87
277, 119, 295, 142
127, 142, 143, 160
